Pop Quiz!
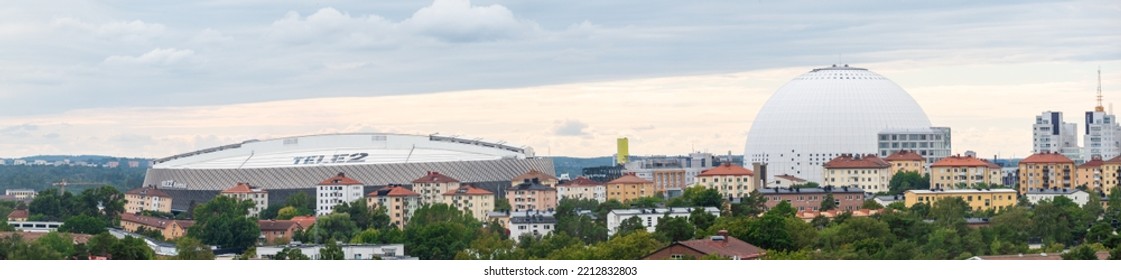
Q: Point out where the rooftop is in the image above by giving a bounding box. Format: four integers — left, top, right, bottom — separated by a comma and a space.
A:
607, 173, 653, 185
258, 220, 300, 231
696, 163, 754, 177
444, 184, 494, 196
221, 182, 266, 194
1020, 152, 1075, 164
513, 169, 558, 182
823, 154, 889, 169
370, 185, 420, 197
412, 171, 460, 184
1078, 156, 1106, 168
774, 174, 806, 183
884, 150, 925, 162
511, 178, 556, 192
646, 231, 766, 260
510, 215, 558, 224
609, 207, 719, 216
931, 155, 997, 168
559, 176, 602, 187
318, 172, 363, 185
125, 187, 171, 198
7, 209, 28, 219
906, 188, 1018, 194
758, 186, 865, 195
1025, 188, 1086, 195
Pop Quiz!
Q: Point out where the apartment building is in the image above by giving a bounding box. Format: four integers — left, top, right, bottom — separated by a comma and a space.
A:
929, 155, 1002, 189
316, 172, 366, 216
822, 154, 891, 194
1018, 152, 1075, 194
220, 182, 269, 218
124, 187, 173, 214
695, 163, 755, 199
904, 189, 1018, 212
443, 185, 494, 221
367, 185, 421, 228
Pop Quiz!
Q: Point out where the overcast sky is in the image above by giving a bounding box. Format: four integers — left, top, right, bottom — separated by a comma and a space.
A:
0, 0, 1119, 159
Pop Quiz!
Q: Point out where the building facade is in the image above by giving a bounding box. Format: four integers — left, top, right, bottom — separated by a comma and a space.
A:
1025, 188, 1090, 206
759, 187, 865, 212
367, 185, 421, 228
220, 182, 268, 218
822, 154, 891, 194
623, 152, 732, 194
605, 207, 720, 236
1033, 111, 1082, 161
512, 170, 559, 188
605, 173, 657, 203
1075, 156, 1106, 191
904, 189, 1018, 212
412, 171, 461, 205
1018, 152, 1076, 194
257, 244, 415, 260
258, 220, 301, 245
556, 177, 606, 203
443, 185, 494, 221
119, 213, 193, 240
695, 163, 755, 199
643, 231, 766, 260
124, 187, 173, 214
771, 174, 807, 189
508, 212, 557, 238
929, 155, 1003, 189
316, 173, 366, 216
877, 127, 952, 167
3, 189, 37, 200
1084, 110, 1121, 161
508, 178, 557, 212
884, 150, 926, 176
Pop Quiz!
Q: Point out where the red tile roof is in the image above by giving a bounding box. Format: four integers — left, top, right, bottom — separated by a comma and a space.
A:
1106, 155, 1121, 164
369, 185, 420, 197
444, 185, 494, 196
1079, 156, 1106, 168
125, 187, 171, 198
258, 220, 300, 232
288, 216, 316, 229
697, 163, 754, 177
318, 172, 363, 185
823, 154, 889, 169
7, 209, 28, 219
931, 155, 993, 168
411, 171, 460, 184
1020, 152, 1075, 164
559, 177, 602, 187
513, 169, 558, 182
607, 173, 653, 185
647, 233, 766, 260
172, 220, 195, 229
120, 212, 191, 230
221, 182, 265, 194
884, 150, 925, 162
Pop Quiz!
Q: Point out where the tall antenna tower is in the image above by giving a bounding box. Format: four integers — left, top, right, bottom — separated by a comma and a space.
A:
1096, 67, 1105, 112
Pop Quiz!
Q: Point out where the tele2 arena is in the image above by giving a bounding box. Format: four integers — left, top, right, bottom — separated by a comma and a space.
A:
142, 133, 554, 211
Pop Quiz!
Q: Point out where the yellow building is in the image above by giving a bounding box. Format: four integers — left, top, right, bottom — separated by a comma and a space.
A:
904, 189, 1018, 212
606, 173, 656, 203
823, 154, 891, 194
884, 150, 926, 175
929, 155, 1002, 189
1101, 156, 1121, 195
443, 185, 495, 222
1075, 156, 1106, 192
509, 178, 558, 212
367, 185, 420, 228
412, 171, 461, 205
124, 187, 173, 214
1018, 152, 1075, 194
695, 163, 755, 199
119, 212, 194, 240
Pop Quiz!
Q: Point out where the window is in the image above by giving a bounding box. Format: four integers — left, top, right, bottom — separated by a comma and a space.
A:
671, 254, 684, 260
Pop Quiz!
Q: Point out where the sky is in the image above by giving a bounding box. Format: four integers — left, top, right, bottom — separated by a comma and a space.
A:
0, 0, 1119, 159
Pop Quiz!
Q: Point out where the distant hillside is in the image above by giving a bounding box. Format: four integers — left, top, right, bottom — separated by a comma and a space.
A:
0, 165, 147, 193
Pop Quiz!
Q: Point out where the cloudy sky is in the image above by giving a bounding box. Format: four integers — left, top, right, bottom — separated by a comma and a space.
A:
0, 0, 1119, 159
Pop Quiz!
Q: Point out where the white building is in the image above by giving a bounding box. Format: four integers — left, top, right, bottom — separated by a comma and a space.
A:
13, 159, 27, 165
1025, 188, 1090, 207
745, 65, 935, 183
1033, 111, 1082, 162
220, 182, 269, 218
257, 243, 415, 260
877, 127, 952, 167
1083, 110, 1121, 162
316, 172, 366, 216
4, 189, 37, 200
556, 177, 606, 203
508, 211, 557, 238
822, 154, 891, 194
770, 174, 808, 189
606, 207, 720, 236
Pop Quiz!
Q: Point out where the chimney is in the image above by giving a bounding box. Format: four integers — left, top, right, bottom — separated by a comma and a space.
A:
523, 179, 531, 184
532, 178, 540, 184
337, 172, 345, 177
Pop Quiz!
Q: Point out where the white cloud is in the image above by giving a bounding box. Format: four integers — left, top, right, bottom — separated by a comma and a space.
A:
51, 17, 165, 40
400, 0, 541, 42
554, 120, 589, 136
104, 48, 196, 65
267, 7, 395, 45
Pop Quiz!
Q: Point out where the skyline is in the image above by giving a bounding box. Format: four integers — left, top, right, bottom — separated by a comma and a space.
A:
1, 0, 1119, 159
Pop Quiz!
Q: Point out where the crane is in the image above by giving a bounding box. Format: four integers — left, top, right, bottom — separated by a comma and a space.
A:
52, 180, 108, 194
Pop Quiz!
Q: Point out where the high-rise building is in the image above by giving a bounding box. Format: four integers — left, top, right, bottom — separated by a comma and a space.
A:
1033, 111, 1081, 162
1083, 110, 1121, 161
315, 173, 366, 216
876, 127, 952, 168
616, 137, 629, 165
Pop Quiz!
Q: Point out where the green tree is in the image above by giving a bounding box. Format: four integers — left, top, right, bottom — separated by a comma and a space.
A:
404, 203, 481, 260
930, 197, 970, 231
689, 207, 717, 236
732, 190, 767, 217
28, 189, 78, 221
1062, 244, 1099, 260
350, 228, 382, 244
614, 216, 646, 237
75, 185, 126, 223
175, 237, 215, 260
274, 247, 310, 260
888, 171, 929, 195
111, 236, 156, 260
34, 232, 75, 259
276, 206, 300, 220
555, 214, 607, 244
319, 239, 345, 260
307, 213, 360, 243
820, 193, 837, 211
627, 196, 663, 208
284, 192, 316, 216
1085, 193, 1104, 219
654, 215, 695, 242
456, 229, 518, 260
862, 200, 884, 210
494, 196, 512, 212
668, 185, 723, 208
188, 196, 259, 252
1110, 246, 1121, 260
86, 233, 117, 258
518, 232, 583, 259
591, 230, 663, 260
790, 182, 820, 189
767, 200, 796, 218
59, 214, 108, 235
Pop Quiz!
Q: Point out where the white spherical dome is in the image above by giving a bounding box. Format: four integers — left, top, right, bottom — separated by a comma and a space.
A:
744, 65, 931, 183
